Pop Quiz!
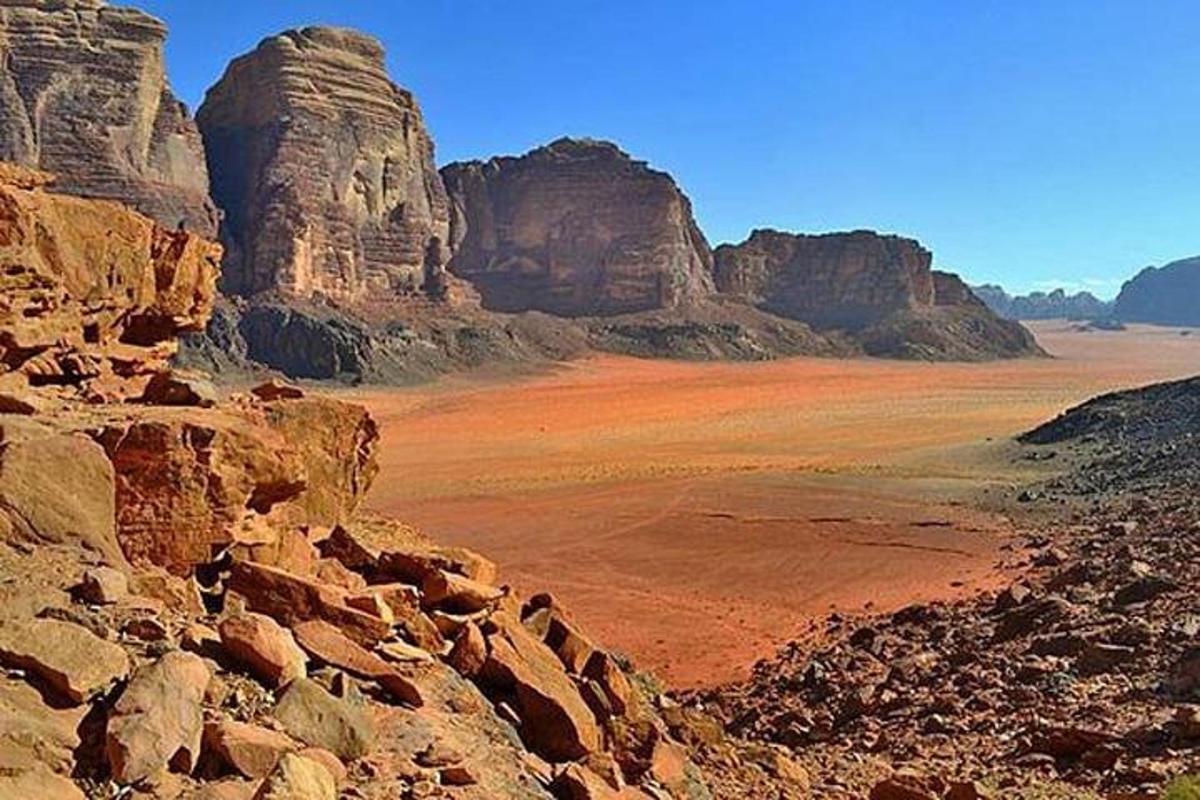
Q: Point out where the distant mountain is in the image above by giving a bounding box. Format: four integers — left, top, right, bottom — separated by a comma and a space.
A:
971, 284, 1113, 320
1113, 256, 1200, 327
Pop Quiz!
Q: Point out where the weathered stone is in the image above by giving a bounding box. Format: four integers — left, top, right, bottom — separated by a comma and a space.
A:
78, 566, 129, 605
421, 569, 505, 614
447, 622, 488, 678
106, 651, 211, 784
291, 620, 424, 706
0, 425, 124, 568
202, 720, 298, 779
227, 562, 391, 647
252, 752, 336, 800
140, 371, 219, 408
0, 768, 86, 800
0, 164, 220, 398
250, 381, 304, 402
219, 613, 308, 688
198, 26, 452, 303
582, 652, 634, 718
443, 138, 714, 316
0, 617, 129, 704
272, 678, 375, 761
376, 546, 497, 586
0, 2, 217, 235
478, 612, 600, 762
0, 677, 86, 772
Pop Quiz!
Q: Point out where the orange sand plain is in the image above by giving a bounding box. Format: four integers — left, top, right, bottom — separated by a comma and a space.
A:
353, 322, 1200, 688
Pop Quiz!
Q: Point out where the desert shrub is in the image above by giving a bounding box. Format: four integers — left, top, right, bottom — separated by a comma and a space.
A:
1164, 776, 1200, 800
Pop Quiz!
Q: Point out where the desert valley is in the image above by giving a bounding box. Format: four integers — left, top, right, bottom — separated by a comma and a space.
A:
1, 2, 1200, 800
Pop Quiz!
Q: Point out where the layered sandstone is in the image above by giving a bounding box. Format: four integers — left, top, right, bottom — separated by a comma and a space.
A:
0, 164, 221, 399
442, 138, 715, 316
0, 0, 217, 235
712, 229, 936, 329
198, 26, 453, 302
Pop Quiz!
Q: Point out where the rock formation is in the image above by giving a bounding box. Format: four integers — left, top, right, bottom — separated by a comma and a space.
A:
197, 26, 453, 302
442, 138, 715, 316
0, 0, 217, 236
0, 164, 221, 401
0, 159, 804, 799
713, 229, 1042, 359
1113, 255, 1200, 327
972, 284, 1113, 320
713, 229, 936, 329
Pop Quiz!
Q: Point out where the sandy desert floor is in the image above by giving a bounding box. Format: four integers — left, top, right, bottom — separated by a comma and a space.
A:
354, 322, 1200, 688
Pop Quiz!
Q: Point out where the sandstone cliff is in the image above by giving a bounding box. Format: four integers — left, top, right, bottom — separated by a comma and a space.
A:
713, 229, 1041, 359
1113, 256, 1200, 327
0, 161, 804, 800
442, 138, 715, 317
972, 284, 1113, 321
198, 26, 454, 303
0, 0, 217, 236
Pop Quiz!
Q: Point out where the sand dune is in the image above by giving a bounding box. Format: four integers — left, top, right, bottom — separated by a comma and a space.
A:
356, 322, 1200, 687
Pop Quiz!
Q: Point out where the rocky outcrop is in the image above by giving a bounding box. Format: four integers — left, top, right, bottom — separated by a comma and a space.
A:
442, 138, 715, 316
0, 164, 221, 400
972, 284, 1113, 320
713, 229, 936, 329
0, 0, 217, 235
1113, 256, 1200, 327
713, 229, 1041, 359
197, 26, 452, 302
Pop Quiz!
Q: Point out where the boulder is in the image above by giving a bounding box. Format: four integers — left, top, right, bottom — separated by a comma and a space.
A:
478, 612, 601, 762
421, 569, 505, 614
202, 720, 298, 779
447, 622, 488, 678
0, 677, 87, 772
105, 651, 211, 784
0, 1, 217, 235
0, 617, 129, 704
272, 678, 376, 761
78, 567, 129, 605
442, 138, 714, 316
198, 26, 453, 303
0, 425, 125, 568
291, 620, 425, 706
140, 371, 219, 408
218, 613, 308, 688
252, 752, 336, 800
227, 561, 392, 647
0, 768, 86, 800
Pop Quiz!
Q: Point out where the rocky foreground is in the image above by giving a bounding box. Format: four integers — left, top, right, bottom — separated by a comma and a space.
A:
0, 166, 812, 799
696, 376, 1200, 799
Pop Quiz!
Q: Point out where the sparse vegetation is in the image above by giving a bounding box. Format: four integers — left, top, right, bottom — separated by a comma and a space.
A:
1164, 775, 1200, 800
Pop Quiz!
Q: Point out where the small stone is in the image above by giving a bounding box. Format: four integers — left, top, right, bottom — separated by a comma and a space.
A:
202, 719, 298, 779
78, 567, 129, 605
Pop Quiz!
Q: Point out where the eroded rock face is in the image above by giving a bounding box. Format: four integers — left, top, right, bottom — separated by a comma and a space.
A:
0, 0, 217, 235
1114, 255, 1200, 327
713, 229, 936, 329
197, 26, 452, 302
0, 164, 221, 398
442, 138, 714, 317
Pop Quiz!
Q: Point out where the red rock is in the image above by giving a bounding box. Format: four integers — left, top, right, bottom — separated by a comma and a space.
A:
291, 620, 425, 707
251, 752, 336, 800
0, 617, 129, 704
421, 569, 505, 613
479, 612, 600, 762
218, 612, 308, 688
870, 775, 940, 800
251, 381, 305, 402
78, 567, 129, 605
376, 546, 497, 586
272, 679, 375, 761
448, 622, 488, 678
106, 651, 211, 784
316, 560, 367, 592
227, 561, 391, 647
296, 747, 346, 785
0, 769, 86, 800
140, 371, 219, 408
202, 719, 298, 779
582, 652, 634, 718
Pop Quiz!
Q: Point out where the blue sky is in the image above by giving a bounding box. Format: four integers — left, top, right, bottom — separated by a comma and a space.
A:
141, 0, 1200, 298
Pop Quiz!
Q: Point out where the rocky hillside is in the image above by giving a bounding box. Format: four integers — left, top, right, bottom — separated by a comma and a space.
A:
442, 138, 715, 317
197, 26, 456, 303
713, 230, 1042, 360
0, 164, 809, 800
1113, 256, 1200, 327
972, 285, 1112, 321
0, 0, 217, 236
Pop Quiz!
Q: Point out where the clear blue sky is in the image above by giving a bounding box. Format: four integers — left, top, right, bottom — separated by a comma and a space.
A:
141, 0, 1200, 298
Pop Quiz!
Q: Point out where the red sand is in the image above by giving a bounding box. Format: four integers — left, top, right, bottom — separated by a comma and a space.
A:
354, 322, 1200, 688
